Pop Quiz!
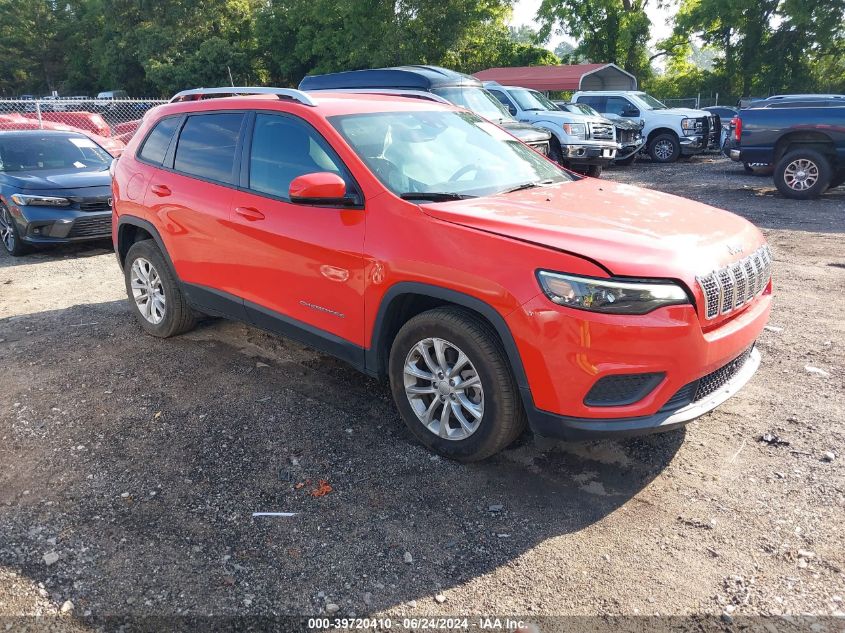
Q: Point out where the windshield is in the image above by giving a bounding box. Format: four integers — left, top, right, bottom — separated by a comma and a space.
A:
635, 93, 668, 110
331, 110, 571, 198
507, 89, 557, 112
432, 87, 513, 123
0, 135, 112, 172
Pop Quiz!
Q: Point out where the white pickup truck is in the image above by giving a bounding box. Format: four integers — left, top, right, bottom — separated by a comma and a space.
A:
572, 90, 719, 163
485, 82, 618, 177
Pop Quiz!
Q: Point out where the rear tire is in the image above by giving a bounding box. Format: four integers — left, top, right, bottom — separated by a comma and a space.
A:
388, 307, 526, 462
124, 239, 196, 337
773, 148, 831, 200
648, 133, 681, 163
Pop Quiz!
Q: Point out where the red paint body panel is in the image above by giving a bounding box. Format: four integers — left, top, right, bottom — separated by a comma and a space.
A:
112, 93, 772, 426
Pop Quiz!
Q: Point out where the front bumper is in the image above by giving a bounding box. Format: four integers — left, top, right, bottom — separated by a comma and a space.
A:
527, 347, 761, 439
13, 205, 112, 244
615, 140, 646, 160
506, 290, 772, 439
679, 135, 706, 155
560, 143, 617, 165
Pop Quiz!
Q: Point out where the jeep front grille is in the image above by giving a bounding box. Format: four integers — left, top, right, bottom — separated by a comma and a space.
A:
590, 123, 614, 140
696, 245, 773, 320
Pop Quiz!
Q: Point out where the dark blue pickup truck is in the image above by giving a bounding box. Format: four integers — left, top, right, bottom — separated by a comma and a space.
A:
730, 100, 845, 199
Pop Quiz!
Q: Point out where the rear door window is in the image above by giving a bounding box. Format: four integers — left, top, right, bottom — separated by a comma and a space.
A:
173, 113, 245, 184
138, 117, 181, 165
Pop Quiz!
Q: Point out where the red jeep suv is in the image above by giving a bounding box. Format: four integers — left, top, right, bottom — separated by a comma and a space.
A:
112, 87, 772, 461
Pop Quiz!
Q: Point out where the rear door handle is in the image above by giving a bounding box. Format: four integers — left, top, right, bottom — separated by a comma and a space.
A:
150, 184, 171, 197
235, 206, 265, 221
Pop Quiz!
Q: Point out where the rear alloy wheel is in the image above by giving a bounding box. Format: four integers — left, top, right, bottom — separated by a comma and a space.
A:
389, 307, 526, 461
773, 149, 831, 200
649, 133, 681, 163
124, 239, 196, 337
0, 204, 30, 256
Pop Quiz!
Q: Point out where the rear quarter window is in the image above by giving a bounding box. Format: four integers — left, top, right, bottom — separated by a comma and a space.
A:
138, 117, 181, 165
173, 113, 245, 184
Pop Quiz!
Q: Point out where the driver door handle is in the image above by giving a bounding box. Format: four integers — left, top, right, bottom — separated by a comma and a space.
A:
150, 184, 171, 197
235, 206, 265, 221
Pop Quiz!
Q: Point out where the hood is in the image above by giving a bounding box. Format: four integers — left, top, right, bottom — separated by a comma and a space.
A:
1, 168, 111, 191
499, 120, 552, 143
657, 107, 711, 118
419, 178, 764, 286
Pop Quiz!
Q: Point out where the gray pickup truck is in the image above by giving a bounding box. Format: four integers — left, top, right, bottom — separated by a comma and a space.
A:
730, 96, 845, 199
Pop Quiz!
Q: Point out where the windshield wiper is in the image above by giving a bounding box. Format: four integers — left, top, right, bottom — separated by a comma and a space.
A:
499, 179, 555, 195
399, 192, 476, 202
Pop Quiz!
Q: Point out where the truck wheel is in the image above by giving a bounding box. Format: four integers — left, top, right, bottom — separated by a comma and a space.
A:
548, 136, 564, 165
649, 133, 681, 163
773, 149, 831, 200
388, 307, 526, 462
584, 165, 603, 178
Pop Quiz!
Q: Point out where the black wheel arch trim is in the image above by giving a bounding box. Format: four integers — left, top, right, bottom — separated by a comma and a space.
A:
367, 282, 530, 391
115, 215, 178, 275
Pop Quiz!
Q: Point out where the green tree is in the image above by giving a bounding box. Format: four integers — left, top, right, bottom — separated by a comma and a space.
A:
669, 0, 845, 96
536, 0, 655, 78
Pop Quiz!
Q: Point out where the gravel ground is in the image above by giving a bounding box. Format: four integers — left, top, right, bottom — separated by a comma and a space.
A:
0, 155, 843, 629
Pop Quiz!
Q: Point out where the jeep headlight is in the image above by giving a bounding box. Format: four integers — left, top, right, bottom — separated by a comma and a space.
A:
537, 271, 690, 315
11, 194, 71, 207
562, 123, 586, 139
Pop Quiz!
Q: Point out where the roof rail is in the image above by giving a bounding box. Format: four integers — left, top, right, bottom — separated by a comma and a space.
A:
302, 88, 450, 105
169, 87, 316, 107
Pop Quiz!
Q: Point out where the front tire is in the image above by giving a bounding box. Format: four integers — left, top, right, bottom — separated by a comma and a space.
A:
0, 204, 31, 256
648, 133, 681, 163
124, 239, 196, 337
773, 149, 831, 200
584, 164, 603, 178
388, 307, 526, 462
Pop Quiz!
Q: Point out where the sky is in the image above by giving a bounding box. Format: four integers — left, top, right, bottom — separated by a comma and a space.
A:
509, 0, 675, 52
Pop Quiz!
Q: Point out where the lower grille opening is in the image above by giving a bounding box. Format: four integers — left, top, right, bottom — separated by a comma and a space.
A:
659, 345, 755, 412
68, 215, 112, 238
584, 372, 665, 407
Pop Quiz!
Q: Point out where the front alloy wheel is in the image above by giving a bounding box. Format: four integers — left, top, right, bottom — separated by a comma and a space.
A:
403, 337, 484, 441
0, 206, 15, 253
389, 307, 526, 461
130, 257, 166, 324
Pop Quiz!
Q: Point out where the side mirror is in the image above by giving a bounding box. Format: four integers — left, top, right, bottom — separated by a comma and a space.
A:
289, 172, 350, 205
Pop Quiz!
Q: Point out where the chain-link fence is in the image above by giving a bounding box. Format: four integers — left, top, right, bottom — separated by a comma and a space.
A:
0, 98, 167, 156
661, 96, 742, 109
